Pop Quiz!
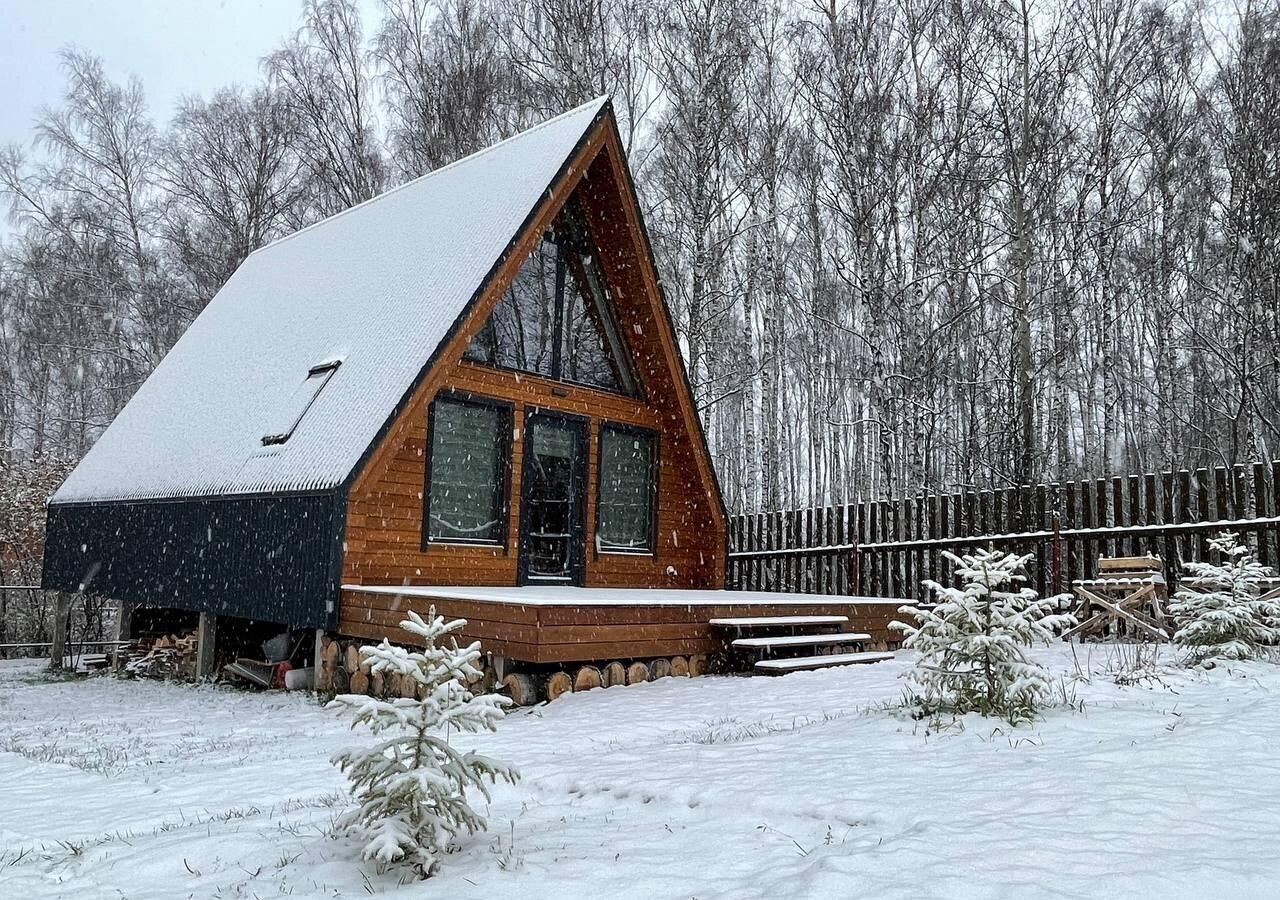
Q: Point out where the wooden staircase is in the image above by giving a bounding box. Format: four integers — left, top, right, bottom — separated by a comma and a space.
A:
709, 615, 894, 675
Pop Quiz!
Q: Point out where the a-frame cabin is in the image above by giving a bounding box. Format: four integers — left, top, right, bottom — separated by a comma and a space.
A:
44, 100, 889, 694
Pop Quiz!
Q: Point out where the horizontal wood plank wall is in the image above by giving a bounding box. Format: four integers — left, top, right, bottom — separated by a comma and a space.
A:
341, 593, 903, 664
340, 120, 726, 646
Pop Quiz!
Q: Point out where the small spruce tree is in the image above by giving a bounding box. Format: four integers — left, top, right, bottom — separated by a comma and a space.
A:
1171, 533, 1280, 665
329, 608, 518, 877
893, 547, 1075, 723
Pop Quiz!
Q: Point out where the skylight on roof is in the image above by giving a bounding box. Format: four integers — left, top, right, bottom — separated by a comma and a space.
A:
261, 361, 341, 446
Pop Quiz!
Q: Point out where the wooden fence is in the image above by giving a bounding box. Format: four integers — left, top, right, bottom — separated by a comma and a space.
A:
727, 461, 1280, 601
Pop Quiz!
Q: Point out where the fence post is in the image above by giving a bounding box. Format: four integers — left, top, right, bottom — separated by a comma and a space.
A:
49, 592, 71, 671
1051, 511, 1063, 596
112, 602, 136, 671
196, 612, 218, 680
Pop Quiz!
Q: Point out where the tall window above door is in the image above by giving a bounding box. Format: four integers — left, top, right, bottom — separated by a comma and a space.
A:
465, 199, 638, 395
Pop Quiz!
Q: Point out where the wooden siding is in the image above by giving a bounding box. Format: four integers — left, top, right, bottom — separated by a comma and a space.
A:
339, 115, 726, 644
340, 592, 902, 664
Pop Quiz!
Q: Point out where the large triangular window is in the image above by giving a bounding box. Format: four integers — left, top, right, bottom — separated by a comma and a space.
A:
465, 199, 638, 395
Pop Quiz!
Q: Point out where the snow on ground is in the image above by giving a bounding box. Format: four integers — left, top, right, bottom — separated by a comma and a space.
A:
2, 646, 1278, 899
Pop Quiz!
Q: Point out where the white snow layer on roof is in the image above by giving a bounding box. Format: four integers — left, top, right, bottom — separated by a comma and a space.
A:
51, 98, 609, 504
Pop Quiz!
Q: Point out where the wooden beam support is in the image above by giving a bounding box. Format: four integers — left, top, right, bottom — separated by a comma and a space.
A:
49, 593, 71, 671
195, 612, 217, 679
111, 602, 135, 671
313, 628, 325, 679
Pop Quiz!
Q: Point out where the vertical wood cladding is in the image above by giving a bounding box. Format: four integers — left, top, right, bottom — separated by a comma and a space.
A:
340, 120, 725, 639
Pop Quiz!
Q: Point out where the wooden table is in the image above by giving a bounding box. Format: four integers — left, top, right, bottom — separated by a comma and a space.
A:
1063, 556, 1171, 642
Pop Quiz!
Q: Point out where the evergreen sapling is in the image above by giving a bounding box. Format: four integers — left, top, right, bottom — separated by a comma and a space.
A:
328, 608, 518, 877
893, 547, 1075, 722
1171, 533, 1280, 665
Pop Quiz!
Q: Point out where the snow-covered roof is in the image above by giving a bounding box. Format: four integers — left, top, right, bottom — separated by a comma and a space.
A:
52, 98, 610, 504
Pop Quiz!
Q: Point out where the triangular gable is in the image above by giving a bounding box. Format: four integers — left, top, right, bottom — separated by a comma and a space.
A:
349, 102, 726, 535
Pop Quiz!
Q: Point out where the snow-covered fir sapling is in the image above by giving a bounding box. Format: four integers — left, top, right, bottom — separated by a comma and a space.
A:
1171, 533, 1280, 666
893, 548, 1075, 723
328, 608, 518, 878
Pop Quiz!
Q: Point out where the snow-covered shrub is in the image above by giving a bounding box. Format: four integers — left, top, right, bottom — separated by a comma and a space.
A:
1171, 533, 1280, 666
328, 608, 518, 878
893, 548, 1075, 723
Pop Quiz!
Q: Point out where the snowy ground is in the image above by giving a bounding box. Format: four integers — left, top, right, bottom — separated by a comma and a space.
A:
2, 646, 1278, 899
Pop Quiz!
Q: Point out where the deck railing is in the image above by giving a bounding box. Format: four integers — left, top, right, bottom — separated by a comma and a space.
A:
728, 461, 1280, 601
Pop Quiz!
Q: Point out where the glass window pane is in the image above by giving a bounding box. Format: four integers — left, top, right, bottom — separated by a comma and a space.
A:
560, 257, 622, 392
463, 199, 635, 395
464, 236, 557, 378
261, 362, 339, 445
597, 427, 653, 551
427, 400, 505, 542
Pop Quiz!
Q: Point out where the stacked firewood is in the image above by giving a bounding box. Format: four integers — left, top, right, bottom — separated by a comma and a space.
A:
124, 632, 198, 679
314, 629, 494, 701
314, 635, 440, 699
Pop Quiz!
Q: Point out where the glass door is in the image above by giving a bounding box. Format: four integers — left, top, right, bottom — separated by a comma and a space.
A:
518, 411, 587, 584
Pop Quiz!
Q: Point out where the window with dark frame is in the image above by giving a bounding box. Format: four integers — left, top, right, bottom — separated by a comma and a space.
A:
596, 425, 655, 553
261, 360, 341, 446
424, 397, 509, 545
464, 199, 637, 396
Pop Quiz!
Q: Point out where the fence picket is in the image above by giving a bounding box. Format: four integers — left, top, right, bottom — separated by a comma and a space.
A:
1258, 464, 1273, 567
727, 461, 1280, 602
1127, 475, 1141, 555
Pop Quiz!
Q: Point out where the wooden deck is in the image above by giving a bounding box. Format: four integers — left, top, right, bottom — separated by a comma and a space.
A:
340, 585, 908, 665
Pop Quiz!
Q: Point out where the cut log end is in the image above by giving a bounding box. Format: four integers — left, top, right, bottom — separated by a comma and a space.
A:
316, 636, 339, 693
502, 673, 538, 707
321, 636, 339, 661
573, 665, 604, 692
670, 656, 690, 677
626, 661, 651, 685
349, 670, 370, 696
688, 654, 707, 676
602, 661, 627, 687
399, 673, 417, 698
650, 658, 672, 679
545, 671, 573, 701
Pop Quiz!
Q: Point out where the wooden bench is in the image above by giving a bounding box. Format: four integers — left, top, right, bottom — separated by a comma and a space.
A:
1063, 555, 1171, 642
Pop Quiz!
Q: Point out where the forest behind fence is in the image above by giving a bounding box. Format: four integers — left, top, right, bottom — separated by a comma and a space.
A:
727, 461, 1280, 602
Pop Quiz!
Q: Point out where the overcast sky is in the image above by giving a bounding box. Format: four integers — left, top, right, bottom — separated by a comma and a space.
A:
0, 0, 382, 148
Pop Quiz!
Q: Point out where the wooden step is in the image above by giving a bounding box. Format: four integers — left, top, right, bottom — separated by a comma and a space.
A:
755, 651, 894, 674
733, 631, 870, 650
709, 615, 849, 629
